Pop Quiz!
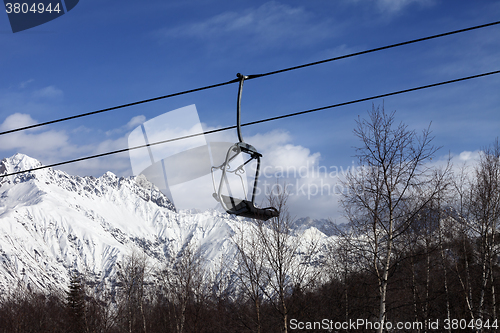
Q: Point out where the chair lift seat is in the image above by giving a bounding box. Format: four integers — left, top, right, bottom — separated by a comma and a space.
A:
211, 73, 279, 221
221, 195, 279, 221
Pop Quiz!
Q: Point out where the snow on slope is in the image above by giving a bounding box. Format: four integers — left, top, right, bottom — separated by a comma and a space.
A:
0, 154, 330, 294
0, 154, 232, 292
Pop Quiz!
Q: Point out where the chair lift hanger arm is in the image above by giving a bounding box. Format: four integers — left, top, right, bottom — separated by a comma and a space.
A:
236, 73, 247, 143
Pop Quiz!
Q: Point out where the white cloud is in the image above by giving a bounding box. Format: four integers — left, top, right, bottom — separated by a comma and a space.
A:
0, 115, 74, 159
377, 0, 432, 13
127, 115, 146, 129
0, 87, 63, 118
32, 86, 63, 99
72, 125, 93, 134
59, 135, 132, 177
245, 130, 321, 175
346, 0, 434, 14
106, 114, 147, 136
0, 113, 37, 131
458, 150, 480, 162
159, 1, 334, 50
0, 112, 136, 177
19, 79, 34, 89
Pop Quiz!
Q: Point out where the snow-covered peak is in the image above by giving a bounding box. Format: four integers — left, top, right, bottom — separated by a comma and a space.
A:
0, 153, 42, 175
102, 170, 117, 179
6, 153, 43, 170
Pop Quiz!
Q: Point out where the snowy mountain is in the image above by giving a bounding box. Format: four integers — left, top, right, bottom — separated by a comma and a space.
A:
293, 217, 348, 237
0, 154, 329, 294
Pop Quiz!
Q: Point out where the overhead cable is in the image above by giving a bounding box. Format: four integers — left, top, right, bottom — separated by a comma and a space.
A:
2, 68, 499, 178
0, 20, 499, 137
247, 20, 500, 79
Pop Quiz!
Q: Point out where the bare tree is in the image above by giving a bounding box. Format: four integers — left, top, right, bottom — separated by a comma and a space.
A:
340, 105, 448, 332
324, 231, 359, 325
469, 139, 500, 323
231, 220, 269, 333
450, 162, 477, 323
86, 277, 118, 333
116, 250, 150, 333
160, 244, 207, 333
255, 186, 321, 333
437, 202, 454, 333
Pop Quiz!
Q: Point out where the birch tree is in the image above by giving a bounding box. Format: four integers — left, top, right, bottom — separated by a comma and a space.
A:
469, 139, 500, 323
116, 251, 150, 333
340, 105, 448, 333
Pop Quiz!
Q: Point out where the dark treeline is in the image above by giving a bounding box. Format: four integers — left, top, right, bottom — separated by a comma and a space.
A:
0, 107, 499, 333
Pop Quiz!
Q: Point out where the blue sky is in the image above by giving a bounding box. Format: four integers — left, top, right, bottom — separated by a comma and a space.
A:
0, 0, 499, 219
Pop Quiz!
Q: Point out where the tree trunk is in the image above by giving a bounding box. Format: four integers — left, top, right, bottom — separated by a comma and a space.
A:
425, 238, 431, 332
410, 256, 421, 333
256, 298, 261, 333
439, 226, 451, 333
490, 231, 497, 321
378, 232, 392, 333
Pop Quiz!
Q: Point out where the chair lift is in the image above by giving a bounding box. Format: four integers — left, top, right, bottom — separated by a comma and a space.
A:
211, 73, 279, 221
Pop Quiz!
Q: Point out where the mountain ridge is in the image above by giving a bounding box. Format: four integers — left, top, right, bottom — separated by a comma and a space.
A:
0, 153, 330, 293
